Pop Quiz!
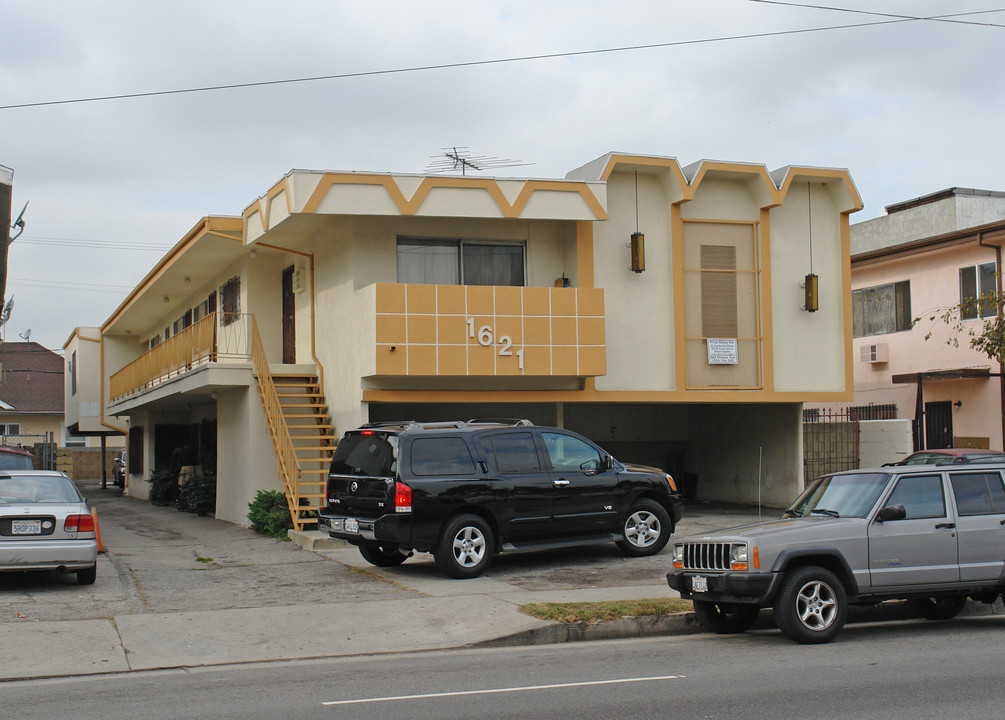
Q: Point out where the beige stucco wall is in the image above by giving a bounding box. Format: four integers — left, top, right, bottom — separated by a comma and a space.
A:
593, 170, 675, 391
215, 385, 281, 526
690, 403, 804, 506
769, 182, 847, 392
64, 329, 104, 434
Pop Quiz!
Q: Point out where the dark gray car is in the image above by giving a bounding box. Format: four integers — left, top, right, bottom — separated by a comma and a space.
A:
667, 463, 1005, 643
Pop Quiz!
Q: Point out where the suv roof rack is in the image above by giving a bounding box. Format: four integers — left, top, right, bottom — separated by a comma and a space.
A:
465, 418, 534, 427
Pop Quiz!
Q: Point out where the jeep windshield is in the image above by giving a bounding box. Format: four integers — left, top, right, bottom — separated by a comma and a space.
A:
784, 472, 890, 519
329, 431, 397, 477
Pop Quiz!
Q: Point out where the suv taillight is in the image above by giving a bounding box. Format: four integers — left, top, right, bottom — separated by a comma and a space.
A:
394, 482, 412, 513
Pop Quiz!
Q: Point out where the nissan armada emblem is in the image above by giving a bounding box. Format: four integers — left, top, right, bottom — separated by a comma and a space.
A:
351, 481, 358, 492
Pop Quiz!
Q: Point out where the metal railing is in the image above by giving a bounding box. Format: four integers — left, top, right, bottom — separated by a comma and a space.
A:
109, 312, 250, 401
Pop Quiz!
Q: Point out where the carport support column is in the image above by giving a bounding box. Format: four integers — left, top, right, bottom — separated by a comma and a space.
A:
556, 402, 565, 429
914, 375, 925, 451
100, 435, 107, 489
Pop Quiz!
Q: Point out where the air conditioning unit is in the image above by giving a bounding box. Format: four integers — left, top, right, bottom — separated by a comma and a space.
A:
860, 343, 889, 364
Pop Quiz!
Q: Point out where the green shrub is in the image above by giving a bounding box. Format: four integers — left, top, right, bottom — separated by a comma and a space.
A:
247, 489, 293, 539
147, 467, 177, 506
178, 471, 216, 516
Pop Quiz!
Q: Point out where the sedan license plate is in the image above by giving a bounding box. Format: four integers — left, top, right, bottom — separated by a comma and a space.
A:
691, 575, 708, 593
12, 519, 41, 535
343, 518, 359, 534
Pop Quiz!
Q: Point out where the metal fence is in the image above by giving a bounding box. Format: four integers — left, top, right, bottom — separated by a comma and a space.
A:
802, 405, 898, 484
1, 432, 57, 470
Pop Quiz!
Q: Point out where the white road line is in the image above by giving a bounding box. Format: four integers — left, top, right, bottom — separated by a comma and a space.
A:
322, 675, 687, 706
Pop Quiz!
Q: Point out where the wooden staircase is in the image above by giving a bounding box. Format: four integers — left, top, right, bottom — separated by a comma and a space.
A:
272, 373, 336, 528
249, 317, 335, 531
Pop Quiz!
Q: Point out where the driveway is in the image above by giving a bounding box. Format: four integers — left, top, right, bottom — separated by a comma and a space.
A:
1, 482, 418, 624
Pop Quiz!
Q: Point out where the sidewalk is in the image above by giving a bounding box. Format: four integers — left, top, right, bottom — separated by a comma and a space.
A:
4, 488, 1001, 682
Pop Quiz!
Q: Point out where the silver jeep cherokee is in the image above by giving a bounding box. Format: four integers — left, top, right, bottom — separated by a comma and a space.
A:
667, 463, 1005, 643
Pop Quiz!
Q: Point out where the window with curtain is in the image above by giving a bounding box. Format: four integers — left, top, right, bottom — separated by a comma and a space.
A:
397, 238, 525, 286
852, 280, 912, 337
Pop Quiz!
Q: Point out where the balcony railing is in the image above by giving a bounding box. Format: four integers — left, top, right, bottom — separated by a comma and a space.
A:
109, 312, 250, 401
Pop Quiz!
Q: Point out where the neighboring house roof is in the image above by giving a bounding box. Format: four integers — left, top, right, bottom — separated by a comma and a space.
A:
0, 342, 64, 413
851, 217, 1005, 265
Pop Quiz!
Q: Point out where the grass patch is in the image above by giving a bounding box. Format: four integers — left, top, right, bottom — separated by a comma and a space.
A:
195, 556, 215, 564
520, 597, 692, 624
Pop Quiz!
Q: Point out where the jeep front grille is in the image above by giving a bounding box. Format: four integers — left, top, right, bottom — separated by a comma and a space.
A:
681, 542, 735, 571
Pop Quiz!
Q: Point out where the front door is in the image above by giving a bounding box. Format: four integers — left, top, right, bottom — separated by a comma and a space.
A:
281, 266, 295, 364
869, 473, 959, 588
925, 401, 953, 449
540, 431, 619, 535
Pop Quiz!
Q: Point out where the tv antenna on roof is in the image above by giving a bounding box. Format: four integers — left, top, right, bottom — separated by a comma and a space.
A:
18, 329, 30, 341
425, 147, 533, 176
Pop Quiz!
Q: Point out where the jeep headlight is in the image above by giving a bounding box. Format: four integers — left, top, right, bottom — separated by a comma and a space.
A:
672, 544, 684, 568
730, 544, 748, 570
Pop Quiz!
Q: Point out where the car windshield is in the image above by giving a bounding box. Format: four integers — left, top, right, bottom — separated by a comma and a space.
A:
784, 472, 890, 519
0, 475, 82, 504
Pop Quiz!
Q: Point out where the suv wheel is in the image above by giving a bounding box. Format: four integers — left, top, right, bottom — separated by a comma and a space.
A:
693, 601, 760, 634
616, 499, 671, 557
773, 566, 847, 644
434, 514, 494, 579
911, 595, 967, 620
358, 543, 408, 567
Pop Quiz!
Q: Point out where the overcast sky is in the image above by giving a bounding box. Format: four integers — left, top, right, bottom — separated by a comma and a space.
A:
2, 0, 1003, 352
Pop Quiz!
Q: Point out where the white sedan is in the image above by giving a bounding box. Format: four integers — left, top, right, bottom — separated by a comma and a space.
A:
0, 471, 99, 584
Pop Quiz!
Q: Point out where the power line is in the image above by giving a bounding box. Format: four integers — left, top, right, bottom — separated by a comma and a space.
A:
1, 9, 1001, 112
7, 277, 134, 294
745, 1, 1005, 27
16, 236, 171, 251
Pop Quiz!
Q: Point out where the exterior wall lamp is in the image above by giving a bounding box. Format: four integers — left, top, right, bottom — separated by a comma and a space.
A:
630, 232, 645, 273
803, 273, 818, 312
630, 170, 645, 273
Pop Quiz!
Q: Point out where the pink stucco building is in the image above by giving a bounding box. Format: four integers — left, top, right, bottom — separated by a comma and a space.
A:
848, 189, 1005, 451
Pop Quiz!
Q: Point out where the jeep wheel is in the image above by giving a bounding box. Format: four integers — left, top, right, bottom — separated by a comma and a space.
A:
616, 499, 671, 557
773, 566, 847, 644
693, 600, 760, 634
358, 543, 408, 567
434, 514, 494, 579
911, 595, 967, 621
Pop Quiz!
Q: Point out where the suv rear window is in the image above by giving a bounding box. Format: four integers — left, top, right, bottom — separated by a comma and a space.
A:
409, 437, 475, 476
329, 432, 396, 477
0, 450, 34, 471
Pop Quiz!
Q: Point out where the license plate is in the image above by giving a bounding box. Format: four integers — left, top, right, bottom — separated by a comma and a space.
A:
12, 519, 41, 535
691, 575, 708, 593
344, 518, 359, 534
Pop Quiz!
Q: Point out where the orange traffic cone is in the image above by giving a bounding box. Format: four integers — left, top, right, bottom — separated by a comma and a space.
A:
91, 507, 107, 554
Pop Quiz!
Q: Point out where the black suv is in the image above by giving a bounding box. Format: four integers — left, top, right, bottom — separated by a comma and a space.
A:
317, 420, 683, 578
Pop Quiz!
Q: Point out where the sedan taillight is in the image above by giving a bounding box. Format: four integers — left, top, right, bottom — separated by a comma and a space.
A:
64, 513, 95, 533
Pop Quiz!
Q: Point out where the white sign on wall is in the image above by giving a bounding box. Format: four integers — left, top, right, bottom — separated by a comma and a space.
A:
707, 338, 738, 365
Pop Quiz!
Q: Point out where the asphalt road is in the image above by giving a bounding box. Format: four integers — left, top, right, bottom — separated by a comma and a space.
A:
5, 615, 1005, 719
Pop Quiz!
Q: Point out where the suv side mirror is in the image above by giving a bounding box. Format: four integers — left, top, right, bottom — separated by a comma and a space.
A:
878, 504, 907, 522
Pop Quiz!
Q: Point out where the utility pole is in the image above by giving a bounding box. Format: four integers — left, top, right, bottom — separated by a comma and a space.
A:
0, 165, 11, 313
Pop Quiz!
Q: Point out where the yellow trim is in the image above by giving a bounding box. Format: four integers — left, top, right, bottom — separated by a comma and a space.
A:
840, 213, 855, 394
576, 221, 594, 288
776, 167, 864, 213
101, 216, 243, 331
293, 174, 608, 221
671, 203, 687, 391
759, 209, 775, 392
362, 388, 854, 404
